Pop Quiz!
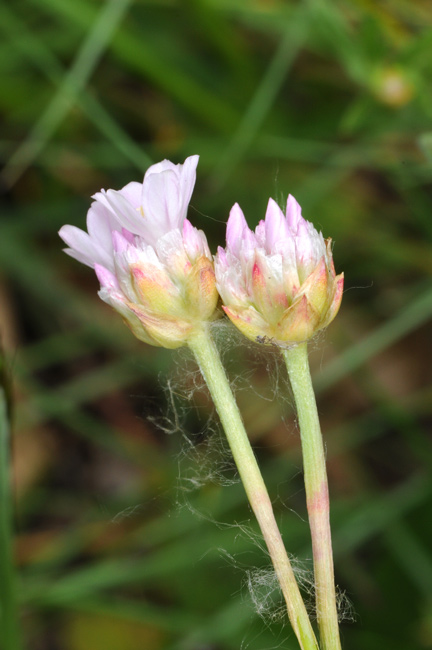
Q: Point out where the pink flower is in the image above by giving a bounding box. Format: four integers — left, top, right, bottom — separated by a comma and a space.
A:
59, 156, 219, 348
214, 196, 343, 345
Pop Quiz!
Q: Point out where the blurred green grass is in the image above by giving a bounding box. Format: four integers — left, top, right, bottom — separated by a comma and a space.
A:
1, 0, 432, 648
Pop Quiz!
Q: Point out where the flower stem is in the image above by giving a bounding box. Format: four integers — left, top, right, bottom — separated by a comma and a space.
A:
0, 376, 21, 650
282, 342, 341, 650
188, 325, 319, 650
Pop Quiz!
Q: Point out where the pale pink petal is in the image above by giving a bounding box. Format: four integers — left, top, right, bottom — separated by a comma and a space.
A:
216, 245, 227, 262
286, 194, 303, 232
155, 229, 188, 273
62, 247, 95, 268
118, 181, 143, 210
95, 263, 120, 290
197, 228, 211, 258
143, 159, 178, 176
142, 155, 199, 236
226, 203, 249, 257
215, 265, 250, 307
259, 250, 283, 286
214, 247, 230, 286
264, 199, 289, 254
59, 225, 94, 261
178, 155, 199, 216
86, 202, 118, 254
101, 189, 148, 238
144, 155, 198, 198
91, 190, 118, 218
142, 169, 183, 235
134, 244, 161, 267
255, 220, 266, 247
112, 230, 131, 254
183, 219, 205, 262
241, 227, 257, 257
295, 219, 314, 262
59, 225, 113, 270
121, 228, 135, 244
275, 234, 296, 260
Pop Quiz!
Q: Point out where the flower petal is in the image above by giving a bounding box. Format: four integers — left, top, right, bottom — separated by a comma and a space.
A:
118, 181, 143, 210
101, 189, 149, 238
285, 194, 303, 232
264, 198, 289, 254
226, 203, 249, 257
59, 224, 113, 270
95, 263, 120, 290
182, 219, 210, 263
86, 201, 118, 253
142, 155, 199, 238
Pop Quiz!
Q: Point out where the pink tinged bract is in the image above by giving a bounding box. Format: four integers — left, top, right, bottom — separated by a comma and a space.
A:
215, 194, 344, 346
59, 155, 219, 349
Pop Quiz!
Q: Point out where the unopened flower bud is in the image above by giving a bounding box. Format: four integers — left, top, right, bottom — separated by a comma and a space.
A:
214, 196, 343, 346
59, 156, 219, 348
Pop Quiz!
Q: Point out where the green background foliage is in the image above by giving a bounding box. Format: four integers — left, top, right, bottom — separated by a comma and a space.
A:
1, 0, 432, 648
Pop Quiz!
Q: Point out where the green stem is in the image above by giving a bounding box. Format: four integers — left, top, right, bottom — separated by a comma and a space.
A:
188, 325, 319, 650
283, 342, 341, 650
0, 382, 21, 649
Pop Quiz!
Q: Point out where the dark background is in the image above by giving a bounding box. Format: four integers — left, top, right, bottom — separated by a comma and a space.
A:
2, 1, 432, 648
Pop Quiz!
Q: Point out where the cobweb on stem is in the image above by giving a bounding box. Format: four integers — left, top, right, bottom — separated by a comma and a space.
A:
146, 319, 355, 626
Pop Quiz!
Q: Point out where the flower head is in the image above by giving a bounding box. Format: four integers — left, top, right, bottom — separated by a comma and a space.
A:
59, 156, 219, 348
214, 195, 343, 346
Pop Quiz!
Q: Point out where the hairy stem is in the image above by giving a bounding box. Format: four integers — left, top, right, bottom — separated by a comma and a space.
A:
0, 378, 21, 649
283, 342, 341, 650
188, 325, 319, 650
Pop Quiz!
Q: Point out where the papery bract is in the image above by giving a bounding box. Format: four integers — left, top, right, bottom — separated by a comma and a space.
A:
59, 156, 219, 348
214, 195, 343, 346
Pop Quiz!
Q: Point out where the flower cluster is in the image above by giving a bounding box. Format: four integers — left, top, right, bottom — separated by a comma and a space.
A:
214, 197, 343, 346
59, 156, 218, 348
60, 156, 343, 347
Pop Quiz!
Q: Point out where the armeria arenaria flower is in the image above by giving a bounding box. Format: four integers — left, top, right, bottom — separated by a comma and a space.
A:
214, 195, 343, 346
59, 156, 219, 348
